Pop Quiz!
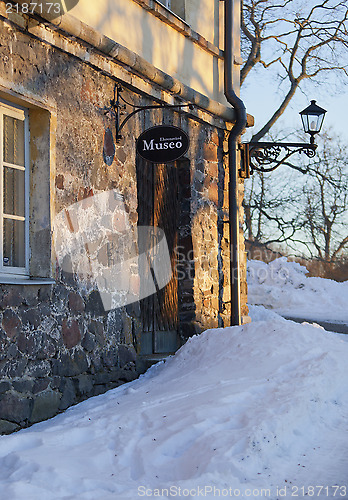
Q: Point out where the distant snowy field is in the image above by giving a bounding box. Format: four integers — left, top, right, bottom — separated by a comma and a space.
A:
247, 258, 348, 323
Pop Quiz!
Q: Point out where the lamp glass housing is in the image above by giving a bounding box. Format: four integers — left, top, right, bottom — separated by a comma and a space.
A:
300, 100, 327, 136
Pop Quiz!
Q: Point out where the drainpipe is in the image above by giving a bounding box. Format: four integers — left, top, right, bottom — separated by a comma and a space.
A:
223, 0, 247, 326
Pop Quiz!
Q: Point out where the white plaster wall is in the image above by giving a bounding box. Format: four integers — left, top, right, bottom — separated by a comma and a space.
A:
69, 0, 238, 105
185, 0, 220, 47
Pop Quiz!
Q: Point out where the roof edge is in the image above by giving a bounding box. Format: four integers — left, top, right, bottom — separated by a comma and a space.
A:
1, 1, 254, 127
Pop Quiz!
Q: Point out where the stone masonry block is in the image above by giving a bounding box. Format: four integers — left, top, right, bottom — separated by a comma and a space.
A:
0, 392, 32, 423
0, 419, 19, 434
2, 310, 22, 339
68, 292, 85, 314
62, 319, 81, 349
30, 390, 61, 424
203, 143, 218, 162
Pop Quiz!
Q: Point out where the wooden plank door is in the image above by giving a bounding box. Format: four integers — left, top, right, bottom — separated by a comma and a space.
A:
136, 159, 179, 355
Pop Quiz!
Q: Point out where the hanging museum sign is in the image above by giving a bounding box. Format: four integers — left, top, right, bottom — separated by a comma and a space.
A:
136, 125, 189, 163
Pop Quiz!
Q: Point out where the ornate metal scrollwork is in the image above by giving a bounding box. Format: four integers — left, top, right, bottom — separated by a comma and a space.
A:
251, 144, 283, 166
240, 141, 318, 176
106, 84, 194, 142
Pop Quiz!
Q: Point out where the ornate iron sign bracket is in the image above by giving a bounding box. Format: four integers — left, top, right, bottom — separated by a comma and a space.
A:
239, 141, 317, 178
107, 84, 194, 142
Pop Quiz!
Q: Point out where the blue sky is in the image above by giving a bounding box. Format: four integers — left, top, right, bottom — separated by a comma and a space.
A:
241, 71, 348, 143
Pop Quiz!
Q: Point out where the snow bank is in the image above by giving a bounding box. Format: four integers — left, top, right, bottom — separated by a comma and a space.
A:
0, 319, 347, 499
247, 258, 348, 322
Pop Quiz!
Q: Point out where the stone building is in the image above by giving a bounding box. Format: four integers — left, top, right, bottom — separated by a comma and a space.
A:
0, 0, 253, 432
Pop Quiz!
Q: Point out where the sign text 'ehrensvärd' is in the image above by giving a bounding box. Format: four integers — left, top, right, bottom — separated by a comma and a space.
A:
136, 125, 189, 163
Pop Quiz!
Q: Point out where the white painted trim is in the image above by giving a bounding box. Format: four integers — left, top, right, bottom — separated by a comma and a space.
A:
0, 100, 30, 276
24, 107, 30, 274
0, 266, 28, 276
0, 277, 55, 285
0, 99, 25, 120
3, 161, 26, 171
3, 214, 26, 221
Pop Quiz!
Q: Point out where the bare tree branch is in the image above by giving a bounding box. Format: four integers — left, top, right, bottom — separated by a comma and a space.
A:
241, 0, 348, 141
243, 133, 348, 267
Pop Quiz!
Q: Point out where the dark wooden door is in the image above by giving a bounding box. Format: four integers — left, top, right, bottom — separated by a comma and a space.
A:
136, 159, 179, 355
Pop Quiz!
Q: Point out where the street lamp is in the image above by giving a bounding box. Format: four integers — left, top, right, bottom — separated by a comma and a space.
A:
300, 100, 327, 144
239, 100, 327, 177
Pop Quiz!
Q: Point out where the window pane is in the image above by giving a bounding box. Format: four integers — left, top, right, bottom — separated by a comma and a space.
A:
170, 0, 185, 18
3, 166, 25, 216
3, 115, 25, 166
3, 218, 25, 268
158, 0, 185, 19
159, 0, 170, 7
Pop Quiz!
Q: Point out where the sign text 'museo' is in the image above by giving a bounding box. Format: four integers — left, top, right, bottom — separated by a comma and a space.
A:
136, 125, 189, 163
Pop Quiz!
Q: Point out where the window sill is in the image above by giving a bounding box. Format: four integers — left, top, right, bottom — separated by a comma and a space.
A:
0, 277, 56, 285
154, 0, 186, 22
132, 0, 223, 59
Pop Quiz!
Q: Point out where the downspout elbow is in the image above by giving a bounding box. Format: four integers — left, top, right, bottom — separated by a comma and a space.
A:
224, 0, 247, 138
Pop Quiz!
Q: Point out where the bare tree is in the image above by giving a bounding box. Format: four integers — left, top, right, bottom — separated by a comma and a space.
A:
241, 0, 348, 141
244, 132, 348, 273
244, 170, 300, 249
240, 0, 348, 274
243, 165, 312, 261
300, 133, 348, 265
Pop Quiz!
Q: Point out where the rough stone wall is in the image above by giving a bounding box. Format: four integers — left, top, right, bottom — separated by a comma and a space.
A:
0, 19, 142, 433
188, 126, 249, 332
219, 165, 249, 325
0, 14, 248, 432
0, 284, 137, 434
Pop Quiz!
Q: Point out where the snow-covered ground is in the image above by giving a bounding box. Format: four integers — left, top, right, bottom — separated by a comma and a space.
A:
247, 258, 348, 323
0, 259, 347, 499
0, 307, 347, 499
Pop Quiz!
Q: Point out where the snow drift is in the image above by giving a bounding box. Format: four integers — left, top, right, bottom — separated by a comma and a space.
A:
247, 257, 348, 323
0, 314, 347, 499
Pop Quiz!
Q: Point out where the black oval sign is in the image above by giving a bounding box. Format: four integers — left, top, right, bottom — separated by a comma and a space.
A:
136, 125, 189, 163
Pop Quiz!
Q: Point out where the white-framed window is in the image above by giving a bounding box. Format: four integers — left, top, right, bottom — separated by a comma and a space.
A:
0, 101, 29, 277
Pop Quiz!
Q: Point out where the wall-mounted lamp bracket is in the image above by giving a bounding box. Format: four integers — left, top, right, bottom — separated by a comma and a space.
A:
238, 100, 325, 178
239, 141, 317, 177
107, 84, 195, 142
